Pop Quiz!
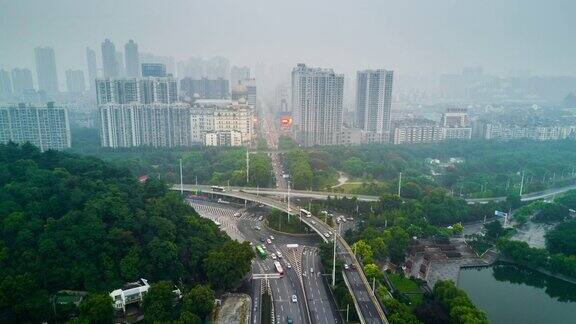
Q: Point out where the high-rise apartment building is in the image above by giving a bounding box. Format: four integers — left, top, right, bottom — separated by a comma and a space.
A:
391, 119, 443, 145
190, 100, 254, 146
291, 63, 344, 146
244, 78, 257, 110
0, 70, 12, 98
231, 65, 250, 86
11, 68, 34, 94
355, 69, 393, 142
125, 40, 140, 77
140, 52, 176, 76
65, 69, 85, 93
180, 77, 229, 100
116, 51, 125, 77
95, 77, 178, 104
101, 39, 119, 78
230, 78, 257, 109
141, 63, 166, 77
86, 47, 97, 90
99, 103, 191, 148
0, 102, 70, 151
177, 56, 229, 79
441, 108, 468, 127
440, 108, 472, 140
34, 47, 59, 93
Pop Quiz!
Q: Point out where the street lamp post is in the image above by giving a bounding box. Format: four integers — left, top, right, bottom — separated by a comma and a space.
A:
287, 180, 291, 222
179, 158, 183, 194
397, 171, 402, 197
332, 222, 341, 286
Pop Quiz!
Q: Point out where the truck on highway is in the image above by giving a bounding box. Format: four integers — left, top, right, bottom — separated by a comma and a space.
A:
211, 186, 226, 192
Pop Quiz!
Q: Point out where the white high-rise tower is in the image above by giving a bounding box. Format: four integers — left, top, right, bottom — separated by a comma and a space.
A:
355, 69, 393, 142
291, 64, 344, 147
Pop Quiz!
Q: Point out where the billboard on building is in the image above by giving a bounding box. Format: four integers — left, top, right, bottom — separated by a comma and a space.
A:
280, 115, 293, 129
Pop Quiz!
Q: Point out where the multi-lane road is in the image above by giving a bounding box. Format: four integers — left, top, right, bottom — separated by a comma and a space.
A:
183, 187, 388, 323
180, 181, 576, 205
189, 199, 338, 324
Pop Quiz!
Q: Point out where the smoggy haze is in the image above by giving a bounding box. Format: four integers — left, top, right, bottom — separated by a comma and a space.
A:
1, 0, 575, 77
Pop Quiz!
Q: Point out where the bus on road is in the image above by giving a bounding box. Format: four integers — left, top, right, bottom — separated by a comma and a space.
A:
274, 261, 284, 275
256, 245, 267, 259
211, 186, 225, 192
300, 209, 312, 218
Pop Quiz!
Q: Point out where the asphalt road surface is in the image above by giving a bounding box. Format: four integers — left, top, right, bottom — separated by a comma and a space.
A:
189, 199, 339, 324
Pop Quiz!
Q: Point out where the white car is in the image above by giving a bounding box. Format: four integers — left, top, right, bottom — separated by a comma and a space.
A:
271, 253, 277, 260
344, 264, 350, 270
311, 220, 316, 225
324, 233, 330, 238
234, 212, 241, 217
267, 239, 272, 244
270, 235, 275, 240
276, 251, 283, 258
310, 268, 314, 273
287, 263, 292, 269
291, 295, 298, 303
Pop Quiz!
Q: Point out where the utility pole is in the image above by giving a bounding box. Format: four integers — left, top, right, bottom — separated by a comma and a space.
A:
519, 170, 525, 196
287, 180, 291, 222
332, 222, 341, 287
346, 304, 350, 322
246, 149, 250, 184
179, 158, 183, 194
397, 172, 402, 197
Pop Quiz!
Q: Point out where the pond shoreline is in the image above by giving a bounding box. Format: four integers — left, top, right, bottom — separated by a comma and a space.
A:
460, 255, 576, 285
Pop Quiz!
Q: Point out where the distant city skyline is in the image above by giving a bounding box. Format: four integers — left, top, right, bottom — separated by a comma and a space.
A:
1, 1, 576, 79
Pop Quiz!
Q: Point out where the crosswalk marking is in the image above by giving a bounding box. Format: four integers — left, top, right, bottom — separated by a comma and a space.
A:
188, 200, 260, 242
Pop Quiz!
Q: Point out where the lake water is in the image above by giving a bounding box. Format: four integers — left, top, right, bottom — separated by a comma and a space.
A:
457, 262, 576, 324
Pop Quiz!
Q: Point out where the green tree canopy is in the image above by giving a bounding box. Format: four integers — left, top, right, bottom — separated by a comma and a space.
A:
78, 293, 114, 324
142, 281, 178, 323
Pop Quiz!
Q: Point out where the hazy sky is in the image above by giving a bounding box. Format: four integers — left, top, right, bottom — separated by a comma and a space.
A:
1, 0, 575, 79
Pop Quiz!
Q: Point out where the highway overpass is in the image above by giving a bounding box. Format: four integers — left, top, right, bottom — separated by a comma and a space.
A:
178, 184, 388, 324
178, 183, 576, 205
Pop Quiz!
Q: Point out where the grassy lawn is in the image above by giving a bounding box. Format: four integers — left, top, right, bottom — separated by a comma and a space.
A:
335, 181, 390, 196
388, 273, 420, 293
406, 293, 423, 306
388, 273, 424, 308
266, 210, 311, 234
467, 239, 494, 256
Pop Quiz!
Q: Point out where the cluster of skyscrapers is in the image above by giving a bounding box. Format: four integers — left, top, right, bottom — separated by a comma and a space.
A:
0, 102, 70, 151
92, 40, 257, 148
0, 38, 261, 151
290, 64, 394, 147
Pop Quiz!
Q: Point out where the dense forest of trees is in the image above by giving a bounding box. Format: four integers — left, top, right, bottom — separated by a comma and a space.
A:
0, 143, 254, 322
498, 240, 576, 278
431, 280, 488, 323
68, 145, 273, 188
281, 138, 576, 197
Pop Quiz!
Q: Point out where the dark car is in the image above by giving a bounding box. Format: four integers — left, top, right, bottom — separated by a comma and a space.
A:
286, 316, 293, 324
